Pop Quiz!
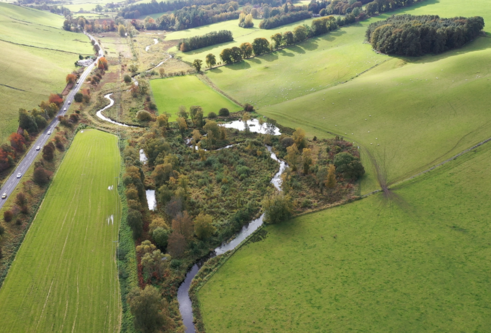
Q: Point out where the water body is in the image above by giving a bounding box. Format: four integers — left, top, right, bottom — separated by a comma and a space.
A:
177, 146, 287, 333
96, 94, 139, 127
221, 118, 281, 135
146, 190, 156, 210
140, 149, 148, 164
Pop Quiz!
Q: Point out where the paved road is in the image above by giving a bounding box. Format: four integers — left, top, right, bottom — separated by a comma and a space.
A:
0, 32, 103, 210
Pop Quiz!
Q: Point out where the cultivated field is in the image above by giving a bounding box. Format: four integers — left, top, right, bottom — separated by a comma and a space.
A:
199, 139, 491, 332
150, 75, 241, 119
0, 3, 92, 144
0, 130, 122, 332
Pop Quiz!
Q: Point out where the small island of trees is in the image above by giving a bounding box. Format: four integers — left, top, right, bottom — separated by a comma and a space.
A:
366, 14, 485, 56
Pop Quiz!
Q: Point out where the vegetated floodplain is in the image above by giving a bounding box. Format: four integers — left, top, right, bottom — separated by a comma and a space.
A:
0, 130, 122, 332
150, 75, 241, 119
198, 140, 491, 333
0, 3, 92, 143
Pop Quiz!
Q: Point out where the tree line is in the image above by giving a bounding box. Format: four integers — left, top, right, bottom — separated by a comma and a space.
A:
197, 15, 348, 68
179, 30, 233, 52
120, 0, 280, 19
366, 15, 485, 56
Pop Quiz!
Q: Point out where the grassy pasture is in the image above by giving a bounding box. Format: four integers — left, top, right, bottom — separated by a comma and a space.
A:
166, 18, 386, 109
0, 3, 92, 144
256, 0, 491, 192
0, 130, 121, 332
198, 139, 491, 333
0, 3, 92, 53
150, 75, 241, 119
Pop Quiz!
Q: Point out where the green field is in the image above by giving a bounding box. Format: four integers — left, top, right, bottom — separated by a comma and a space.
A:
198, 138, 491, 332
150, 75, 241, 119
0, 3, 92, 144
0, 130, 122, 332
185, 0, 491, 193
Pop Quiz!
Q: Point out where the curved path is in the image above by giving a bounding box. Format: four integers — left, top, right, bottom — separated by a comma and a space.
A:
0, 32, 103, 210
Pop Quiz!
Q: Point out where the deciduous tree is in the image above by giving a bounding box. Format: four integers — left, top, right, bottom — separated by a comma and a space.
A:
194, 213, 215, 240
172, 211, 193, 240
127, 285, 172, 333
168, 231, 186, 258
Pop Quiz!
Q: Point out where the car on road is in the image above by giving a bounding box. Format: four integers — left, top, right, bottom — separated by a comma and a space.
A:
36, 146, 41, 151
47, 130, 52, 135
1, 193, 6, 199
17, 173, 21, 178
64, 107, 67, 111
68, 101, 71, 105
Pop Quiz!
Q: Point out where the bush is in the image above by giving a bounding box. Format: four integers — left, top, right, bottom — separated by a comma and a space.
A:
152, 227, 170, 249
74, 92, 83, 103
208, 112, 217, 119
16, 218, 22, 225
33, 167, 52, 185
263, 194, 293, 224
333, 152, 365, 180
4, 210, 13, 222
15, 192, 27, 206
137, 110, 152, 122
244, 103, 254, 112
219, 108, 230, 117
0, 225, 4, 236
124, 75, 132, 83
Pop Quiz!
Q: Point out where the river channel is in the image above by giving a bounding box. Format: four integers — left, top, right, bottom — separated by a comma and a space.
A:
177, 145, 286, 333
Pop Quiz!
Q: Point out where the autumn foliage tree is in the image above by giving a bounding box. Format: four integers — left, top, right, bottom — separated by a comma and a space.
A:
42, 142, 55, 161
98, 57, 109, 70
4, 210, 13, 222
194, 213, 216, 240
168, 232, 186, 258
171, 211, 193, 241
9, 133, 26, 153
33, 167, 52, 185
0, 146, 15, 172
49, 94, 63, 107
66, 74, 77, 84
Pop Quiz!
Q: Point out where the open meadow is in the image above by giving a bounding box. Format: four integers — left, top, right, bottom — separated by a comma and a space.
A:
150, 75, 241, 119
198, 135, 491, 333
0, 130, 122, 332
0, 3, 92, 144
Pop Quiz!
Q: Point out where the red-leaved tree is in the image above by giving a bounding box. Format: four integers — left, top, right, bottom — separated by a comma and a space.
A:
98, 57, 108, 70
49, 94, 63, 107
9, 133, 26, 153
66, 74, 77, 84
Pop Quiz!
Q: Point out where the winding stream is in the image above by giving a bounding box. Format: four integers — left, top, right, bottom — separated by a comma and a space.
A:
96, 94, 139, 127
177, 146, 286, 333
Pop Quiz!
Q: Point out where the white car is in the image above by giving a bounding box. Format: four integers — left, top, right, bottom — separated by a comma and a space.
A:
1, 193, 6, 199
17, 173, 21, 178
47, 130, 52, 135
68, 101, 71, 105
64, 107, 67, 111
36, 146, 41, 151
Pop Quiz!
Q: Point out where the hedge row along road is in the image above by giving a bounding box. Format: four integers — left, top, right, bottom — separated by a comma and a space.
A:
0, 32, 103, 210
0, 129, 122, 332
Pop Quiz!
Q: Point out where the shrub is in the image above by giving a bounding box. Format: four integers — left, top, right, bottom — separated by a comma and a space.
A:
16, 218, 22, 225
33, 167, 52, 185
219, 108, 230, 117
15, 192, 27, 206
208, 112, 217, 119
4, 210, 13, 222
152, 227, 170, 249
20, 205, 28, 214
74, 92, 83, 103
124, 75, 132, 83
333, 152, 365, 180
0, 225, 4, 236
244, 103, 254, 112
137, 110, 152, 122
263, 194, 293, 224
